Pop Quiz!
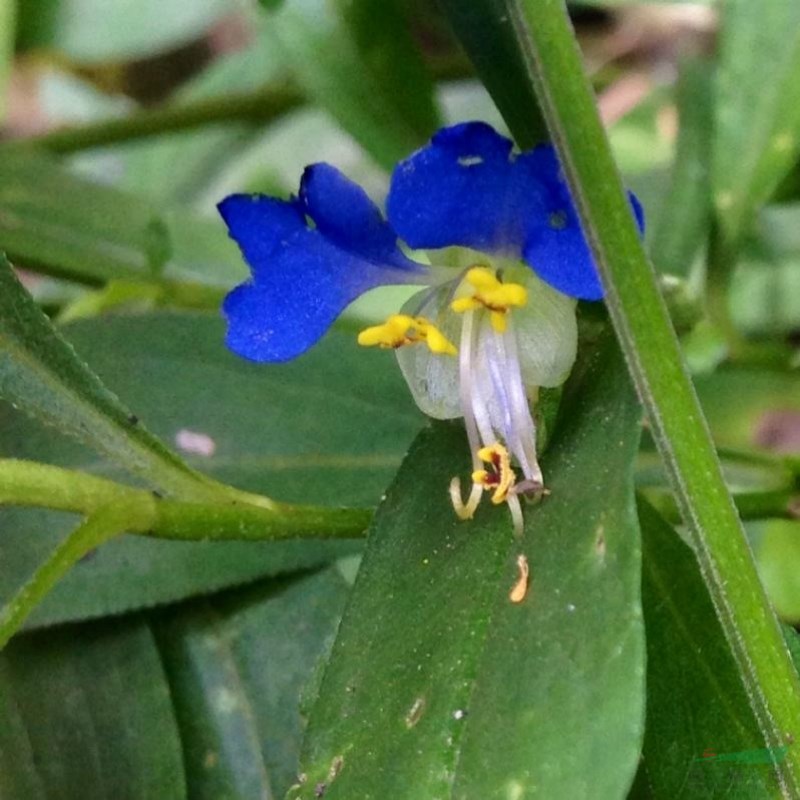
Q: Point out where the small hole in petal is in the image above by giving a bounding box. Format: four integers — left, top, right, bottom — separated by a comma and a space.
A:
548, 210, 568, 230
458, 155, 483, 167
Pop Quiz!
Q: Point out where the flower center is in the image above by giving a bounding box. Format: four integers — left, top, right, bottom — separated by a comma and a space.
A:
357, 314, 456, 355
450, 266, 528, 333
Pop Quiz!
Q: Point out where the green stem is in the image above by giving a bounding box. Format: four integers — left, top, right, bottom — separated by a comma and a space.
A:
506, 0, 800, 794
642, 488, 800, 525
0, 505, 135, 650
0, 459, 372, 541
4, 84, 304, 154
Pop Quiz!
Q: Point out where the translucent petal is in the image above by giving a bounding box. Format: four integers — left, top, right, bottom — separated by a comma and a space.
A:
394, 283, 463, 420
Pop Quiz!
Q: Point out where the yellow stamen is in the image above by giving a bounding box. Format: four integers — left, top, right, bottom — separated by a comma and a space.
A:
357, 314, 456, 355
450, 266, 527, 329
473, 443, 516, 504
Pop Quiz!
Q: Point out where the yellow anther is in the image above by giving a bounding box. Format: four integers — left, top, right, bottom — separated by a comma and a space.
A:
357, 314, 456, 355
450, 266, 527, 331
357, 314, 416, 349
418, 319, 457, 355
472, 443, 516, 505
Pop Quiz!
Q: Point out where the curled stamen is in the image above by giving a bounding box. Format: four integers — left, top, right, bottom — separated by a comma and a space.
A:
449, 476, 483, 520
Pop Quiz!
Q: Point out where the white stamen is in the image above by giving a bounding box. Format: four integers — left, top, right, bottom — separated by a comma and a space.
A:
451, 310, 484, 518
507, 493, 524, 538
500, 320, 543, 486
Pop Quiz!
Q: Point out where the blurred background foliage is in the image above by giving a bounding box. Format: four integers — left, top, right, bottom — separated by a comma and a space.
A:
0, 1, 798, 798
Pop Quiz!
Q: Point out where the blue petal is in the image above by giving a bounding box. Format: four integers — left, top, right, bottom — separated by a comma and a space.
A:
219, 169, 425, 363
387, 122, 549, 254
388, 122, 645, 301
521, 146, 646, 300
300, 163, 417, 270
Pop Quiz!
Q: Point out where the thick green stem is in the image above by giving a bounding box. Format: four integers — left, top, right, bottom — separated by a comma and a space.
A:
0, 505, 135, 649
506, 0, 800, 794
0, 459, 372, 541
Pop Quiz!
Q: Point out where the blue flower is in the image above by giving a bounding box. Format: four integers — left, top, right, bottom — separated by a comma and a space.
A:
219, 162, 425, 362
219, 122, 644, 534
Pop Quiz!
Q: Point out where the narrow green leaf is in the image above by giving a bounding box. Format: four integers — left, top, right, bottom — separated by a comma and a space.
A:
0, 151, 245, 286
17, 0, 232, 62
0, 0, 14, 125
713, 1, 800, 240
651, 58, 714, 277
637, 499, 780, 798
0, 314, 420, 626
262, 0, 440, 168
155, 568, 350, 799
0, 619, 185, 799
731, 205, 800, 337
436, 0, 546, 148
0, 258, 217, 498
495, 1, 800, 791
292, 330, 644, 798
753, 520, 800, 624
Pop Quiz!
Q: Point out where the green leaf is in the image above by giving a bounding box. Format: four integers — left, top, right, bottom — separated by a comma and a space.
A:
291, 330, 644, 798
753, 520, 800, 624
713, 1, 800, 240
436, 0, 546, 148
0, 313, 421, 626
0, 619, 185, 799
262, 0, 440, 168
651, 58, 714, 277
115, 26, 287, 205
154, 567, 350, 799
0, 257, 214, 498
0, 151, 245, 286
636, 499, 779, 798
730, 205, 800, 336
0, 0, 13, 124
693, 366, 800, 454
17, 0, 233, 62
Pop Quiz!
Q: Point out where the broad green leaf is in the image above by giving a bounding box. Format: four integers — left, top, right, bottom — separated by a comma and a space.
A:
0, 313, 421, 626
17, 0, 233, 62
437, 0, 546, 148
651, 58, 713, 277
713, 1, 800, 239
154, 568, 350, 799
0, 619, 185, 799
635, 500, 778, 798
0, 151, 245, 286
0, 258, 212, 498
262, 0, 440, 168
292, 330, 644, 799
